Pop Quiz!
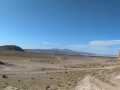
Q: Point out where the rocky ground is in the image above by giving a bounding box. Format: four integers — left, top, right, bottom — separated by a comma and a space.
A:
0, 51, 120, 90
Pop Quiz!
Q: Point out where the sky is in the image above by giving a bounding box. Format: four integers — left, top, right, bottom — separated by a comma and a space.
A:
0, 0, 120, 55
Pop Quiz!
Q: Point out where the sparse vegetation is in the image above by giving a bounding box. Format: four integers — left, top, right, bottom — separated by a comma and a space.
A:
0, 50, 119, 90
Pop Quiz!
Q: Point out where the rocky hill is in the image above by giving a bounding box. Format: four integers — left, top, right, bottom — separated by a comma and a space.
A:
0, 45, 25, 52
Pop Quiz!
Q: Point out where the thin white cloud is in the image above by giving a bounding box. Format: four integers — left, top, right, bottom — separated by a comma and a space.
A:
67, 40, 120, 54
67, 45, 88, 48
42, 42, 60, 45
42, 42, 52, 45
89, 40, 120, 46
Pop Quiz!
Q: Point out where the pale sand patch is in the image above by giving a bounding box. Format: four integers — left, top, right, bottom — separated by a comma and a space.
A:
3, 86, 21, 90
115, 75, 120, 79
73, 75, 118, 90
74, 75, 102, 90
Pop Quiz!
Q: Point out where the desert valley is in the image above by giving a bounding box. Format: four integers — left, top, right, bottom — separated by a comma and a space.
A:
0, 45, 120, 90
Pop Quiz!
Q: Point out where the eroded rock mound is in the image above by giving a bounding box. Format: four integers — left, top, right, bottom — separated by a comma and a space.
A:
0, 61, 5, 65
2, 74, 8, 78
0, 45, 25, 52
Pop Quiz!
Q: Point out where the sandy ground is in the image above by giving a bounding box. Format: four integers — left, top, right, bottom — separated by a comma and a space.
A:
74, 75, 119, 90
3, 86, 21, 90
0, 51, 120, 90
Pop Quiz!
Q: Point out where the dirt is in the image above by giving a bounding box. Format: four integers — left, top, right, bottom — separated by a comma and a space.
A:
0, 51, 120, 90
74, 75, 119, 90
3, 86, 21, 90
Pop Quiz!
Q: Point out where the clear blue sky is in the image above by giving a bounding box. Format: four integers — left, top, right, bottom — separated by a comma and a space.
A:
0, 0, 120, 55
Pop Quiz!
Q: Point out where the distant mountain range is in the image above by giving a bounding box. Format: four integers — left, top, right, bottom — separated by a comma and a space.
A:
0, 45, 117, 57
25, 48, 97, 56
0, 45, 96, 56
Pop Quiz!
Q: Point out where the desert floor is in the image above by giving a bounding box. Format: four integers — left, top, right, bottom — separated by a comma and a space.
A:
0, 51, 120, 90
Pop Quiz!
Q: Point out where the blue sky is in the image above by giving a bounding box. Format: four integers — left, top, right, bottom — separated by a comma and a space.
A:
0, 0, 120, 55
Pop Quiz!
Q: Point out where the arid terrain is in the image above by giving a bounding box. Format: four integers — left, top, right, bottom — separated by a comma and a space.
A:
0, 50, 120, 90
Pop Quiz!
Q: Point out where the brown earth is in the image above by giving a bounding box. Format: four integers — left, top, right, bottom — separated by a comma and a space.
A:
0, 50, 120, 90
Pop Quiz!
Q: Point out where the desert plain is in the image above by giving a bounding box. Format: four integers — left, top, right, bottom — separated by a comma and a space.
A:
0, 50, 120, 90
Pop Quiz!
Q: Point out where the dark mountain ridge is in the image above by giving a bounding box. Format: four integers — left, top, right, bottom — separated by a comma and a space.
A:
0, 45, 25, 52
